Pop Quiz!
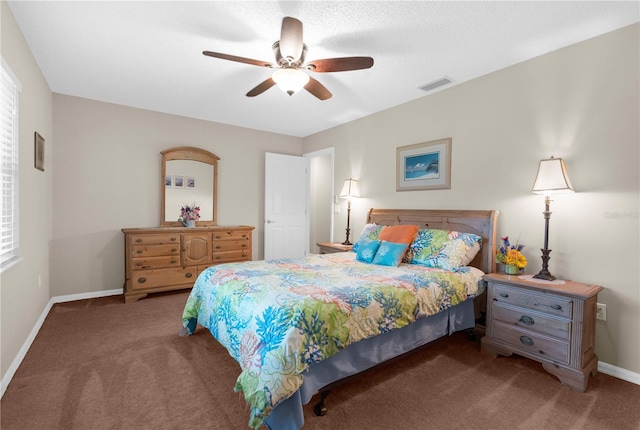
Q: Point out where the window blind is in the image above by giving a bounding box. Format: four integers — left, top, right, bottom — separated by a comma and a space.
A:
1, 59, 21, 271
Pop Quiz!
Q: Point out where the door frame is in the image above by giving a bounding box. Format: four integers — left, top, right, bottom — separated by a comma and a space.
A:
304, 147, 335, 251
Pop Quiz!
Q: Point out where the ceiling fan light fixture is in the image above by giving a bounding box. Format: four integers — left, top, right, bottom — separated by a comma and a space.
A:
272, 68, 309, 96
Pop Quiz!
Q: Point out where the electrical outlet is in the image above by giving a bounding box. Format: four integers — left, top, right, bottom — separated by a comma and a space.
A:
596, 303, 607, 321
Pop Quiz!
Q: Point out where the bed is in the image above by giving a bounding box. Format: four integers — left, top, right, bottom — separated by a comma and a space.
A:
181, 208, 497, 429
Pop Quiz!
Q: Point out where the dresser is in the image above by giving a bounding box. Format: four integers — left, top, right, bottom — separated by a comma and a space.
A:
122, 226, 254, 303
481, 273, 603, 392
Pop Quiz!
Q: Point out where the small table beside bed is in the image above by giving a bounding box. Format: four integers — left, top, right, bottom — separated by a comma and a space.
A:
181, 208, 498, 429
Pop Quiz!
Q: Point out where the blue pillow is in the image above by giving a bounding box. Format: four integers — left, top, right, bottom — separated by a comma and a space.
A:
356, 239, 381, 263
372, 241, 409, 267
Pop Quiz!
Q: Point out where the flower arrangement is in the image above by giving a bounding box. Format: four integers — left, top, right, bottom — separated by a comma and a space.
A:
180, 204, 200, 221
496, 236, 527, 269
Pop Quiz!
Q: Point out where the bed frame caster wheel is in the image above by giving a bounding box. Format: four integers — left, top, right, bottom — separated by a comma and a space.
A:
314, 403, 327, 416
314, 389, 330, 416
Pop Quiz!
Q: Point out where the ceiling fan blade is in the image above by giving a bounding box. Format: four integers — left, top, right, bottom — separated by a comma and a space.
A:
304, 77, 332, 100
279, 17, 303, 61
306, 57, 374, 73
246, 78, 276, 97
203, 51, 273, 68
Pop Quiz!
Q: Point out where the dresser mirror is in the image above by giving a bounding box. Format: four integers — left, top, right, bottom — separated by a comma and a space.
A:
161, 147, 219, 226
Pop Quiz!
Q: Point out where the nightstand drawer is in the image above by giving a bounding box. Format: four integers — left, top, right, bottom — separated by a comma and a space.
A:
493, 284, 573, 319
492, 303, 570, 340
492, 321, 570, 364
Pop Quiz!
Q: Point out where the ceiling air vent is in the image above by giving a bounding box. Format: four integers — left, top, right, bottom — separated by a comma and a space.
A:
419, 77, 454, 93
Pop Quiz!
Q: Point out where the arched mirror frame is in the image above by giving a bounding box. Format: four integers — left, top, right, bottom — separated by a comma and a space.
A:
161, 146, 219, 227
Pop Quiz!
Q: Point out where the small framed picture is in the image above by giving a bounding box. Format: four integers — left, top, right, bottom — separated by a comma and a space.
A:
34, 132, 45, 171
165, 175, 172, 187
185, 177, 196, 189
173, 175, 184, 188
396, 138, 452, 191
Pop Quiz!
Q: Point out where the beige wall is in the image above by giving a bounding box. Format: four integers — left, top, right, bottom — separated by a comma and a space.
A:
1, 2, 53, 379
303, 24, 640, 374
51, 94, 302, 297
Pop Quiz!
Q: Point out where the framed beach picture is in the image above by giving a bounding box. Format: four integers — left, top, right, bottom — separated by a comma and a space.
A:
173, 175, 184, 188
185, 177, 196, 189
396, 138, 451, 191
165, 175, 172, 187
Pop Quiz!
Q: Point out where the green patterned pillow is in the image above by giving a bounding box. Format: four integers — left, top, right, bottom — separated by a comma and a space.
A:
405, 229, 482, 271
352, 223, 384, 252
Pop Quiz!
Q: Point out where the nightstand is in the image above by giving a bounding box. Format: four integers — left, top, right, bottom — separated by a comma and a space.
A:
316, 242, 353, 254
481, 273, 603, 392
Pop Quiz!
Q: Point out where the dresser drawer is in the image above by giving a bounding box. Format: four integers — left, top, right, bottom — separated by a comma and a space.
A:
130, 233, 180, 245
492, 303, 570, 340
493, 284, 573, 318
213, 229, 251, 241
132, 243, 180, 258
212, 250, 251, 264
132, 255, 180, 270
131, 267, 197, 290
491, 321, 570, 365
212, 239, 250, 252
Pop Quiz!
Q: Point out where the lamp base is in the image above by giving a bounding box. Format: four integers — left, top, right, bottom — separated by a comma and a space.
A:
533, 270, 556, 281
533, 248, 556, 281
341, 240, 352, 246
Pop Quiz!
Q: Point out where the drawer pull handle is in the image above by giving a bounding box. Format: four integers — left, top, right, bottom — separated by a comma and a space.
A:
241, 244, 246, 248
171, 237, 177, 241
136, 238, 142, 243
519, 336, 534, 346
136, 250, 143, 254
170, 260, 176, 264
519, 315, 534, 325
499, 292, 509, 298
185, 273, 193, 278
215, 246, 221, 249
215, 256, 221, 260
138, 277, 146, 284
242, 234, 247, 238
171, 248, 177, 252
551, 304, 562, 310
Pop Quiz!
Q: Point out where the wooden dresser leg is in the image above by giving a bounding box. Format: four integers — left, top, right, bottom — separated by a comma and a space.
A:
124, 292, 148, 303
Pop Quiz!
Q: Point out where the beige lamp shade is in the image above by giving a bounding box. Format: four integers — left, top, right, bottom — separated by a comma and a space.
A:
339, 179, 360, 200
532, 157, 574, 195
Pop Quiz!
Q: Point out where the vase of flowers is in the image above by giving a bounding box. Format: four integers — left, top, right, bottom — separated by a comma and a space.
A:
179, 204, 200, 228
496, 236, 527, 274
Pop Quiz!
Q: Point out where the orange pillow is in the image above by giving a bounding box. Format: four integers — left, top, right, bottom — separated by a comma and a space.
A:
378, 225, 419, 244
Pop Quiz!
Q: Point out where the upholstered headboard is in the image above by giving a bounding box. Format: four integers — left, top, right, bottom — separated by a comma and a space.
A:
366, 208, 498, 274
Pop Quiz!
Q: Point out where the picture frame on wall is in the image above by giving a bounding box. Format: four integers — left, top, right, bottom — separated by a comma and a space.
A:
173, 175, 184, 188
165, 175, 172, 187
396, 137, 452, 191
34, 132, 45, 171
185, 177, 196, 189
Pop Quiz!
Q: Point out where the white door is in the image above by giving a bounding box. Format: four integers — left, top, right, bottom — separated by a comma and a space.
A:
264, 153, 308, 260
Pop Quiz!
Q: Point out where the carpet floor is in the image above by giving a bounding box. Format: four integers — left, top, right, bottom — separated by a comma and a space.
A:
2, 290, 639, 430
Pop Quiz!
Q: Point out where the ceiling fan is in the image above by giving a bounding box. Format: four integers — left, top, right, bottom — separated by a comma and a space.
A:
203, 16, 374, 100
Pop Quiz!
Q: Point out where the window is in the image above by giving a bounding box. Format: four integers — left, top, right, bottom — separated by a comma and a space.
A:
1, 58, 21, 272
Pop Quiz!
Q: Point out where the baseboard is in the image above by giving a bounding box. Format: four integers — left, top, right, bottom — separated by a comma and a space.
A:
599, 361, 640, 385
1, 289, 122, 398
2, 288, 639, 398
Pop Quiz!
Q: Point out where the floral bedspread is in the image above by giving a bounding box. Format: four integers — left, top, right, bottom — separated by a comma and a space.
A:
181, 252, 481, 429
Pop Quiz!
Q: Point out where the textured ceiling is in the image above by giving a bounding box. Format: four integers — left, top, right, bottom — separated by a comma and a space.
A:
7, 1, 639, 137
